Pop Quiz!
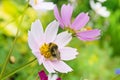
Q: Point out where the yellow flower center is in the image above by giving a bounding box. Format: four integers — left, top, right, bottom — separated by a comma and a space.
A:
80, 26, 92, 32
39, 43, 60, 60
86, 26, 92, 30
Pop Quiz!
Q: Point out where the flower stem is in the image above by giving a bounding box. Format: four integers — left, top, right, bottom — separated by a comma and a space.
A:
0, 28, 19, 79
1, 58, 37, 80
0, 1, 29, 79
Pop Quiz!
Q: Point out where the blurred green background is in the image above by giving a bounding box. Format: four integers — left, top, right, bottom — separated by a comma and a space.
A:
0, 0, 120, 80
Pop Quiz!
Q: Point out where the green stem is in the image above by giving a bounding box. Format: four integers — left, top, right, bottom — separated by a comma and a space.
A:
2, 58, 37, 80
0, 28, 19, 79
0, 2, 29, 79
112, 74, 120, 80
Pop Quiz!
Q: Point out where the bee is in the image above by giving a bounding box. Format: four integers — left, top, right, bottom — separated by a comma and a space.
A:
48, 43, 61, 60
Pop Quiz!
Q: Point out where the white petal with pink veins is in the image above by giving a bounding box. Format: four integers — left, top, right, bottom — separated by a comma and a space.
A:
59, 47, 78, 60
30, 19, 44, 46
54, 31, 72, 48
32, 50, 44, 65
51, 61, 73, 73
43, 60, 55, 73
28, 31, 39, 50
45, 20, 59, 43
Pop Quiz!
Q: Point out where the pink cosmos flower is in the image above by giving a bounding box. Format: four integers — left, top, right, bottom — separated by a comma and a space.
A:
54, 4, 101, 41
38, 70, 61, 80
28, 19, 78, 73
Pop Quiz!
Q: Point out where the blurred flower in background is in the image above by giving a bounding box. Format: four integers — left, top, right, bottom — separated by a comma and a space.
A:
4, 23, 17, 36
54, 4, 100, 41
89, 0, 110, 17
115, 69, 120, 74
29, 0, 55, 11
97, 0, 106, 3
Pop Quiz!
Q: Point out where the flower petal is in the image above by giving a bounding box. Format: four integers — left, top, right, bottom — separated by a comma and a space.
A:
51, 61, 73, 73
45, 20, 59, 43
34, 2, 55, 10
71, 12, 89, 30
90, 0, 110, 17
48, 74, 58, 80
54, 31, 72, 48
57, 78, 61, 80
28, 31, 39, 50
54, 5, 64, 28
43, 60, 55, 73
96, 6, 110, 17
61, 4, 73, 27
59, 47, 78, 61
32, 50, 44, 65
77, 29, 101, 41
30, 19, 44, 46
38, 70, 48, 80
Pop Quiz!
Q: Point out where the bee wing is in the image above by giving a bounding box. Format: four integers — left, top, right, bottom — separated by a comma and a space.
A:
56, 50, 61, 60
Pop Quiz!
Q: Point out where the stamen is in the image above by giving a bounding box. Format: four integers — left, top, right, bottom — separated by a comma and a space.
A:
40, 43, 51, 58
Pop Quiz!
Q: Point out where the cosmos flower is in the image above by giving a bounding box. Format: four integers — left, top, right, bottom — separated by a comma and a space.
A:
28, 19, 78, 73
29, 0, 55, 11
54, 4, 100, 41
38, 70, 61, 80
90, 0, 110, 17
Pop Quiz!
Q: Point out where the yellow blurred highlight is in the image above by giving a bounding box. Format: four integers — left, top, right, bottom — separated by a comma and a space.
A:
89, 54, 98, 66
4, 23, 17, 36
86, 26, 92, 30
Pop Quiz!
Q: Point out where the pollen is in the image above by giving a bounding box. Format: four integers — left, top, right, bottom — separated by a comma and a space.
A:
86, 26, 92, 30
39, 43, 51, 58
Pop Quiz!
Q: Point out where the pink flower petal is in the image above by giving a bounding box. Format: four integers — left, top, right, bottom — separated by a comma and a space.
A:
54, 5, 64, 28
51, 61, 73, 73
45, 20, 59, 43
38, 70, 48, 80
57, 78, 61, 80
71, 12, 89, 30
61, 4, 73, 27
59, 47, 78, 61
54, 31, 72, 48
30, 19, 44, 46
77, 29, 100, 41
43, 60, 55, 73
